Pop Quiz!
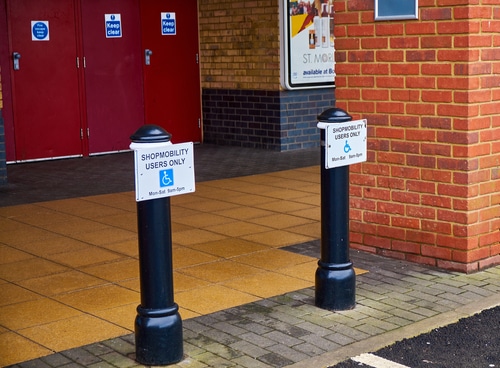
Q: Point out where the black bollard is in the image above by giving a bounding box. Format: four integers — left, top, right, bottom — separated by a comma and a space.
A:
315, 108, 356, 311
130, 125, 183, 365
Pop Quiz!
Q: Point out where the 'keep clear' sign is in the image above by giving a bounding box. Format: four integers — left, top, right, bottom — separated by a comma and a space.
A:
320, 119, 367, 169
105, 14, 122, 38
132, 142, 195, 201
161, 12, 176, 35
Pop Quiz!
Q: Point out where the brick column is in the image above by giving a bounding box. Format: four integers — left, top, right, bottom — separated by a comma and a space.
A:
334, 0, 500, 272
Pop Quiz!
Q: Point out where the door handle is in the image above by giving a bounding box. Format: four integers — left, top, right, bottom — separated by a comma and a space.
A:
12, 52, 21, 70
145, 49, 153, 65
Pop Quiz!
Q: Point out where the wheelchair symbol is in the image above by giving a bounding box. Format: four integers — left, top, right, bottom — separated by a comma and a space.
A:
160, 169, 174, 187
344, 140, 352, 153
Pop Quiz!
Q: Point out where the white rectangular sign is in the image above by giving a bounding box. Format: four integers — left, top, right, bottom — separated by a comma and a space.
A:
133, 142, 195, 201
324, 119, 367, 169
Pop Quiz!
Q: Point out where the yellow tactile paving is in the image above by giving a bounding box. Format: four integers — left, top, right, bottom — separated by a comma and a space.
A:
187, 238, 269, 258
19, 315, 129, 352
97, 212, 138, 231
221, 193, 278, 206
248, 213, 316, 229
255, 199, 316, 213
204, 221, 273, 237
0, 299, 82, 330
0, 332, 53, 365
231, 248, 314, 271
289, 205, 321, 220
173, 271, 209, 290
0, 282, 40, 306
175, 285, 260, 315
242, 229, 316, 247
81, 258, 139, 282
37, 218, 110, 236
1, 227, 55, 247
177, 260, 263, 283
172, 247, 221, 268
17, 270, 106, 296
52, 284, 138, 314
172, 228, 227, 245
173, 212, 236, 228
97, 238, 139, 256
214, 206, 275, 220
0, 166, 367, 367
11, 236, 90, 256
222, 272, 313, 298
0, 258, 69, 282
46, 246, 125, 268
288, 222, 323, 238
176, 198, 240, 212
70, 227, 136, 246
0, 245, 34, 264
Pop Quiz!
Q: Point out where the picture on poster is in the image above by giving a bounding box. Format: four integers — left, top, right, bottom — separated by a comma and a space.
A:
282, 0, 335, 90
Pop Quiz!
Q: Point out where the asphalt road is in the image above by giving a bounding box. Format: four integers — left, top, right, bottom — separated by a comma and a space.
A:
329, 305, 499, 368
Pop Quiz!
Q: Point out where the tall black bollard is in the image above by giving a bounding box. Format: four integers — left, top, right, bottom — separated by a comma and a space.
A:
315, 108, 356, 311
130, 125, 183, 365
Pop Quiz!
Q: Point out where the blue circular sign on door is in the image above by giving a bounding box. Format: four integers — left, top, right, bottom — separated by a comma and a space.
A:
32, 21, 49, 41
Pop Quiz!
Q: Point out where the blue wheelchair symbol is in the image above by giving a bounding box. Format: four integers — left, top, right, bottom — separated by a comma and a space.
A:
344, 140, 352, 153
160, 169, 174, 187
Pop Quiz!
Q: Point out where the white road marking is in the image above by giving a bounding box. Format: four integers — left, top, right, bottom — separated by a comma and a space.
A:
351, 353, 411, 368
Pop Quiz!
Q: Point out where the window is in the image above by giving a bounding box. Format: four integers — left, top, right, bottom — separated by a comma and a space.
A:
374, 0, 418, 21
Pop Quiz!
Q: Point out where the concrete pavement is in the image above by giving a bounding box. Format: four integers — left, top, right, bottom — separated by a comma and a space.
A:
1, 145, 499, 367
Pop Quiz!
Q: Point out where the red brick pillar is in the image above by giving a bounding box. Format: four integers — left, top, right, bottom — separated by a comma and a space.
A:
333, 0, 500, 272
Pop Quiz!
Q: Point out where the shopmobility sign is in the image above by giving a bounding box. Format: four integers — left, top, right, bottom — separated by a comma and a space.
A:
319, 119, 367, 169
132, 142, 195, 201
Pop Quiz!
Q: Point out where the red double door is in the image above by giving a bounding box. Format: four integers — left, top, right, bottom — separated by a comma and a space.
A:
5, 0, 201, 162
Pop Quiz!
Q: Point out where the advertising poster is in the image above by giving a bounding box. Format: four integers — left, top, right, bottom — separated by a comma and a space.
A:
282, 0, 335, 89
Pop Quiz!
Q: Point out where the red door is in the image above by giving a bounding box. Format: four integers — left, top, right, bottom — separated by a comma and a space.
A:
140, 0, 202, 143
81, 0, 145, 154
7, 0, 83, 161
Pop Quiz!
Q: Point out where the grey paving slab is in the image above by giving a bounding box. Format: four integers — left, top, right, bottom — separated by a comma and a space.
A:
9, 250, 499, 368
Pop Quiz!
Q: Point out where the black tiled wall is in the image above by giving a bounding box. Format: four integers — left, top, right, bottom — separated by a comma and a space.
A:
202, 88, 335, 151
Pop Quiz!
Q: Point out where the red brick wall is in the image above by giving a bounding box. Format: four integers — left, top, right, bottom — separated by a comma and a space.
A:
334, 0, 500, 272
